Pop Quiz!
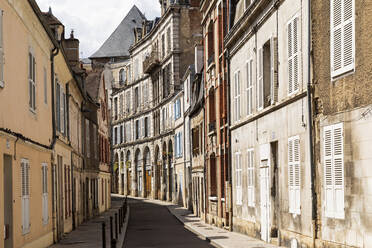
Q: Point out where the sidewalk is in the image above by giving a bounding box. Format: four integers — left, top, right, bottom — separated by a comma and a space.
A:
129, 196, 279, 248
50, 195, 129, 248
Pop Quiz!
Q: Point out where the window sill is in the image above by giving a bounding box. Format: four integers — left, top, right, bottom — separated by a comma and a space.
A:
209, 196, 218, 202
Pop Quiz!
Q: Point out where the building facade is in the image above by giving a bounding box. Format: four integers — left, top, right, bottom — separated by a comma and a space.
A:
312, 0, 372, 247
226, 0, 312, 246
200, 0, 230, 228
110, 1, 202, 203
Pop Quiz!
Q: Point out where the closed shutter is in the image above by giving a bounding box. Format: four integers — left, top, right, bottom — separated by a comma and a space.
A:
180, 132, 183, 156
270, 37, 278, 104
288, 136, 301, 214
247, 149, 255, 207
56, 82, 60, 131
258, 48, 263, 109
331, 0, 354, 77
288, 17, 300, 95
234, 71, 240, 122
246, 60, 253, 116
42, 163, 49, 224
236, 153, 242, 205
22, 160, 30, 234
324, 123, 344, 219
61, 89, 65, 134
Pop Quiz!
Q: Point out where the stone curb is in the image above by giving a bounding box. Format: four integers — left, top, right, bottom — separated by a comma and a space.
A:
117, 205, 130, 248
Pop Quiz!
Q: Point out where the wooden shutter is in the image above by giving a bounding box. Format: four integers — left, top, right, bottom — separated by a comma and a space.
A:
293, 137, 301, 214
333, 124, 344, 218
22, 160, 30, 234
236, 153, 242, 205
61, 89, 65, 133
246, 60, 253, 116
331, 0, 354, 77
42, 163, 49, 224
258, 48, 263, 109
270, 37, 278, 104
288, 138, 294, 213
324, 124, 344, 219
288, 17, 300, 95
247, 149, 255, 207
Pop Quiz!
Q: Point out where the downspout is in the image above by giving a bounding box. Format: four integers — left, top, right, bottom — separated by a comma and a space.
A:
225, 49, 232, 231
307, 0, 317, 247
50, 46, 59, 243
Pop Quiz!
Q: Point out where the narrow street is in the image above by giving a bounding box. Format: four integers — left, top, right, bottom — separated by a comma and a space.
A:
123, 198, 213, 248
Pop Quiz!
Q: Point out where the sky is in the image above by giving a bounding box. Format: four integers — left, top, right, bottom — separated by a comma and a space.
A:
35, 0, 160, 59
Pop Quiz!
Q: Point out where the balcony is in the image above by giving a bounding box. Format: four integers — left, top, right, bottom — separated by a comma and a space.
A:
143, 49, 160, 74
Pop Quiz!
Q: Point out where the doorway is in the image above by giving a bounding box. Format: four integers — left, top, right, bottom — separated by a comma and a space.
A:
4, 155, 13, 248
260, 161, 270, 242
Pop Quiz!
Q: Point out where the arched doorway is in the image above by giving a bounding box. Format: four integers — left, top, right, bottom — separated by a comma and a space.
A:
134, 149, 141, 197
126, 151, 131, 195
168, 139, 173, 202
154, 145, 160, 199
143, 147, 151, 198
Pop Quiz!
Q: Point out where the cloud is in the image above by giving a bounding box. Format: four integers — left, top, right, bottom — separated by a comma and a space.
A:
35, 0, 160, 58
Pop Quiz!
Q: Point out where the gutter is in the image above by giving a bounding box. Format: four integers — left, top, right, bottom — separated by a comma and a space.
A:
306, 0, 318, 246
225, 48, 233, 231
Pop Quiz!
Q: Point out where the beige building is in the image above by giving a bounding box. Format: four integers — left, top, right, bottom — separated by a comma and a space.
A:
0, 0, 56, 247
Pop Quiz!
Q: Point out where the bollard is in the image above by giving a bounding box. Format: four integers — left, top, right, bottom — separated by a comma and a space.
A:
119, 209, 122, 234
111, 238, 117, 248
110, 216, 113, 243
119, 208, 122, 226
115, 213, 118, 240
102, 222, 106, 248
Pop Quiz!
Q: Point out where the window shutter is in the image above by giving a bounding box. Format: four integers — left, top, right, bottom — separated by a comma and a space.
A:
293, 17, 300, 92
56, 82, 60, 131
247, 149, 255, 207
236, 153, 242, 205
22, 160, 30, 234
324, 125, 335, 218
333, 123, 345, 219
288, 138, 294, 213
61, 90, 65, 133
246, 60, 253, 116
293, 137, 301, 214
0, 10, 3, 84
270, 37, 278, 104
42, 164, 49, 224
288, 21, 293, 94
331, 0, 354, 77
237, 71, 240, 120
258, 48, 263, 109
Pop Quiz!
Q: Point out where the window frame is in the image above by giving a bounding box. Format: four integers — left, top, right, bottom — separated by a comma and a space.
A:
28, 52, 36, 112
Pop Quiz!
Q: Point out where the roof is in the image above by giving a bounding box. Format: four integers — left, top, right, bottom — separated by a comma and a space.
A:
90, 5, 145, 59
85, 69, 103, 102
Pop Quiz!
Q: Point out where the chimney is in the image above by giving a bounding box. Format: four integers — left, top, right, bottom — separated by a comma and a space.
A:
62, 29, 80, 68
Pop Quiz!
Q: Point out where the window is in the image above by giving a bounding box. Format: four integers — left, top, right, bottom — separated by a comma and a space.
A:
119, 68, 126, 85
167, 28, 171, 54
86, 119, 90, 157
174, 98, 181, 120
56, 80, 61, 130
246, 60, 253, 116
175, 132, 183, 158
234, 70, 241, 122
288, 16, 300, 95
44, 67, 47, 104
125, 91, 131, 114
134, 87, 139, 111
119, 94, 123, 117
135, 120, 140, 140
324, 123, 344, 219
161, 34, 165, 58
192, 126, 200, 156
247, 149, 255, 207
235, 153, 242, 205
258, 38, 278, 109
42, 163, 48, 224
144, 117, 149, 137
0, 10, 4, 87
120, 125, 123, 143
61, 89, 66, 134
330, 0, 354, 78
114, 97, 118, 119
288, 136, 301, 214
29, 52, 36, 111
207, 22, 214, 66
21, 159, 30, 234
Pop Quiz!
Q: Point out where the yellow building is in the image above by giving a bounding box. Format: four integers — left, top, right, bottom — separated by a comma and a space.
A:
0, 0, 57, 247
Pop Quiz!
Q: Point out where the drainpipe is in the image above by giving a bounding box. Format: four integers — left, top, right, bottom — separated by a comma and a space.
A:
306, 0, 317, 247
50, 46, 59, 243
225, 48, 233, 231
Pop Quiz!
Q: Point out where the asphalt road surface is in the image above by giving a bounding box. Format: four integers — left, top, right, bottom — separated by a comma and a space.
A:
123, 198, 213, 248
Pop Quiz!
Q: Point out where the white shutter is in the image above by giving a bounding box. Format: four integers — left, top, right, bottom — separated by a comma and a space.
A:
293, 137, 301, 214
42, 163, 49, 224
258, 48, 263, 109
330, 0, 354, 78
288, 138, 294, 213
22, 160, 30, 234
333, 123, 345, 219
236, 153, 242, 205
324, 125, 335, 218
288, 17, 300, 95
237, 71, 240, 120
247, 149, 255, 207
246, 60, 253, 116
270, 37, 278, 104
